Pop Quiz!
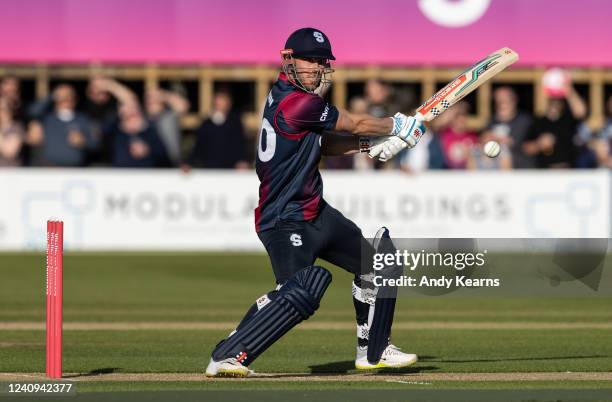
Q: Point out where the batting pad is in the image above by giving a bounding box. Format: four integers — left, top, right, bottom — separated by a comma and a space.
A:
212, 265, 332, 365
367, 233, 401, 363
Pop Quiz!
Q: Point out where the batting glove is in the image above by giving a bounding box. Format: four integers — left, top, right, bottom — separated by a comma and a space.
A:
367, 136, 407, 162
360, 136, 388, 155
389, 113, 426, 148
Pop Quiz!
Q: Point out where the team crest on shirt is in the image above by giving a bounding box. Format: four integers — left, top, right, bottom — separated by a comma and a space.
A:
290, 233, 302, 246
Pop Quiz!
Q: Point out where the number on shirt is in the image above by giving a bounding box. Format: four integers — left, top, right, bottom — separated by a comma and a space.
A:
257, 118, 276, 162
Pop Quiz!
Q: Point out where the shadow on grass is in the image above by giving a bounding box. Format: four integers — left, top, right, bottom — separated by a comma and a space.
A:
427, 355, 608, 363
308, 359, 438, 375
64, 367, 121, 378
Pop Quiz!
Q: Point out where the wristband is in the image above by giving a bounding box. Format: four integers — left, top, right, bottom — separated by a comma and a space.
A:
359, 137, 371, 153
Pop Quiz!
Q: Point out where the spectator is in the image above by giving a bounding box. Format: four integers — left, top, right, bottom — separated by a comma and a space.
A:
364, 79, 401, 170
349, 96, 369, 115
467, 141, 512, 170
105, 101, 170, 168
483, 86, 532, 168
27, 84, 97, 167
85, 77, 118, 123
596, 94, 612, 168
573, 121, 599, 168
84, 77, 118, 136
0, 76, 24, 121
184, 90, 248, 170
144, 87, 190, 167
394, 86, 419, 116
438, 102, 478, 169
78, 77, 121, 166
0, 97, 24, 166
365, 79, 398, 117
399, 131, 446, 173
523, 81, 587, 168
84, 77, 168, 166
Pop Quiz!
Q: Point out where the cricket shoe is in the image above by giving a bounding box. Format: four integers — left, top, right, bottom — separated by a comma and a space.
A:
205, 357, 254, 377
355, 344, 418, 370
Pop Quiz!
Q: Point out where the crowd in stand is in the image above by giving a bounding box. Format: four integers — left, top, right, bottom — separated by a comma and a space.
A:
0, 75, 610, 170
0, 76, 248, 170
344, 79, 611, 171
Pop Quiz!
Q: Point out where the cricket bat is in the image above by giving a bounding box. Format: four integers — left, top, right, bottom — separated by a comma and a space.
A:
415, 47, 519, 122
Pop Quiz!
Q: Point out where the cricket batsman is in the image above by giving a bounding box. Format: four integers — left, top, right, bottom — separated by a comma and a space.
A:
206, 27, 426, 377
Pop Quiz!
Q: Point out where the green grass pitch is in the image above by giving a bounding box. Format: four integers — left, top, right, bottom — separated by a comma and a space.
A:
1, 252, 611, 397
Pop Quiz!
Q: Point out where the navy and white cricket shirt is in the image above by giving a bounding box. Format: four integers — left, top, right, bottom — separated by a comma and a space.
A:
254, 72, 339, 232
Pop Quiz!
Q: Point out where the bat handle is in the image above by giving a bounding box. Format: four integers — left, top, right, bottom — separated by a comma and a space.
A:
413, 112, 425, 123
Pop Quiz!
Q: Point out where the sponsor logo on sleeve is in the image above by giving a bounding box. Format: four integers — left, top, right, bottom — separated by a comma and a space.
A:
320, 105, 330, 121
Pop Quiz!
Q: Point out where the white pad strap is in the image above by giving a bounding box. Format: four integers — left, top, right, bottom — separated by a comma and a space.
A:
352, 280, 377, 306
